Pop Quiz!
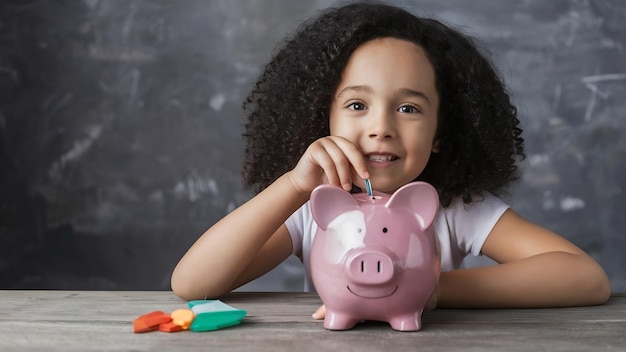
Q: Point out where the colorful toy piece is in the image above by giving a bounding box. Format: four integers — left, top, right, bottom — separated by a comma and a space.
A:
188, 300, 247, 332
171, 308, 195, 329
309, 181, 440, 331
158, 321, 184, 333
132, 300, 247, 334
133, 311, 172, 333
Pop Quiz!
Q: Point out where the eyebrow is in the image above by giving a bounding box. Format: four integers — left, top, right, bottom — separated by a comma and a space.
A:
336, 85, 431, 104
336, 85, 372, 97
398, 88, 431, 104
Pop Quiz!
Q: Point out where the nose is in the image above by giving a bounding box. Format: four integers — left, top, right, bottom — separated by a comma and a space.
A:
345, 250, 395, 285
367, 110, 395, 140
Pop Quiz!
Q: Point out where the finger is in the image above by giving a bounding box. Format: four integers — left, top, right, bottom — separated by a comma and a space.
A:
321, 140, 355, 191
311, 304, 326, 320
309, 138, 353, 191
307, 137, 369, 191
308, 142, 343, 188
330, 137, 369, 181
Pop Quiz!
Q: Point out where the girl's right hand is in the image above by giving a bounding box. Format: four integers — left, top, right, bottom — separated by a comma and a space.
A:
288, 136, 370, 196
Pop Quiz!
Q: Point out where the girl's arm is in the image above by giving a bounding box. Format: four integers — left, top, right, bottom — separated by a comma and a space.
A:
436, 209, 611, 308
171, 136, 369, 300
171, 173, 307, 300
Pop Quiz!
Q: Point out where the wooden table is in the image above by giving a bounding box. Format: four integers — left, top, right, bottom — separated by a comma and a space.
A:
1, 291, 624, 351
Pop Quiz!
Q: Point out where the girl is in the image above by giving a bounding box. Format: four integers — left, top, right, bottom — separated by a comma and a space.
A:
171, 2, 610, 314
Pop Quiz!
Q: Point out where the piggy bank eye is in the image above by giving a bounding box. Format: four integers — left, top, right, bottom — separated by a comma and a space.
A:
382, 227, 388, 234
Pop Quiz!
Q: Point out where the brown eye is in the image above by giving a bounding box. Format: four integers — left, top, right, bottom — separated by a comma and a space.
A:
398, 105, 421, 114
348, 102, 366, 111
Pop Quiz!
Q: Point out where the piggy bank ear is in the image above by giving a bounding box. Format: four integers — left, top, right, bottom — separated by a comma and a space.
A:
310, 185, 359, 230
386, 182, 439, 229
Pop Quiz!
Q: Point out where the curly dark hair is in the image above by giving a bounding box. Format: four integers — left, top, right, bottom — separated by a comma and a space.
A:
242, 2, 525, 207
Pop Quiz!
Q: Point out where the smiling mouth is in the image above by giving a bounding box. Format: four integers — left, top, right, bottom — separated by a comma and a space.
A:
368, 154, 399, 162
347, 285, 398, 299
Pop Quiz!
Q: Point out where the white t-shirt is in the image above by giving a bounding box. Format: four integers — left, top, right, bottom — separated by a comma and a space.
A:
285, 192, 510, 291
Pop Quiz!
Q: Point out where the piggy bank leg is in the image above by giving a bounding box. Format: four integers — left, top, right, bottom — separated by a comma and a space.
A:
324, 310, 360, 330
388, 310, 422, 331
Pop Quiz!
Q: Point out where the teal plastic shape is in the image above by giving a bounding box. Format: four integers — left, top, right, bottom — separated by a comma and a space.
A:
188, 300, 247, 332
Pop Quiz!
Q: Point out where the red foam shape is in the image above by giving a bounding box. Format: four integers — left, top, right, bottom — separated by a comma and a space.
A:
159, 321, 185, 333
133, 310, 172, 333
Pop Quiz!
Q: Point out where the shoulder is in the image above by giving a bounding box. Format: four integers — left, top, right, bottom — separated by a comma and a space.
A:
285, 201, 316, 257
440, 192, 509, 222
286, 201, 313, 231
435, 192, 510, 257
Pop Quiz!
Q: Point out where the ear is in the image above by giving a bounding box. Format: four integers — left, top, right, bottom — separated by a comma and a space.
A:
310, 185, 359, 230
385, 182, 439, 230
431, 138, 440, 153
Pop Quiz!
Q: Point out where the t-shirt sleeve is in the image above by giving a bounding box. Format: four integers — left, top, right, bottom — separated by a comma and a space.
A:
285, 203, 307, 259
285, 202, 316, 291
446, 192, 510, 257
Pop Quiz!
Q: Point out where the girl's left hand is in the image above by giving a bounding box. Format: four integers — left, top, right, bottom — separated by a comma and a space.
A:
311, 304, 326, 320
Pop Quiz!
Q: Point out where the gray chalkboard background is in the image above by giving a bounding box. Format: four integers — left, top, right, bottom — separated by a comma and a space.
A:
1, 0, 625, 292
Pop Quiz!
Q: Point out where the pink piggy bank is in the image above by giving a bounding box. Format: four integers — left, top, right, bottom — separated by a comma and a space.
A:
310, 181, 440, 331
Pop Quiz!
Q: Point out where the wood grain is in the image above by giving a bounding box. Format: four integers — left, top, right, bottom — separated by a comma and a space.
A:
0, 291, 624, 351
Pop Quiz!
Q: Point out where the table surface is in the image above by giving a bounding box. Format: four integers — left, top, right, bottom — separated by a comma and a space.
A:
1, 290, 624, 352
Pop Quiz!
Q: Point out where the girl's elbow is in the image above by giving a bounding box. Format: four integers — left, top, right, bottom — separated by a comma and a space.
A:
171, 267, 205, 301
591, 273, 611, 305
583, 260, 611, 305
171, 268, 231, 301
170, 271, 196, 301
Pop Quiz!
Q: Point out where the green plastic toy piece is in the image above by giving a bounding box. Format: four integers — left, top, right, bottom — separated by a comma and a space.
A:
188, 300, 247, 332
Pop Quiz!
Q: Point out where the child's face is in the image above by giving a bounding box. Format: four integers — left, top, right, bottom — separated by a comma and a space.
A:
329, 37, 440, 194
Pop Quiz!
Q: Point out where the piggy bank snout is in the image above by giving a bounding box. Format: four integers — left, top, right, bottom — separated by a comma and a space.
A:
345, 249, 396, 285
